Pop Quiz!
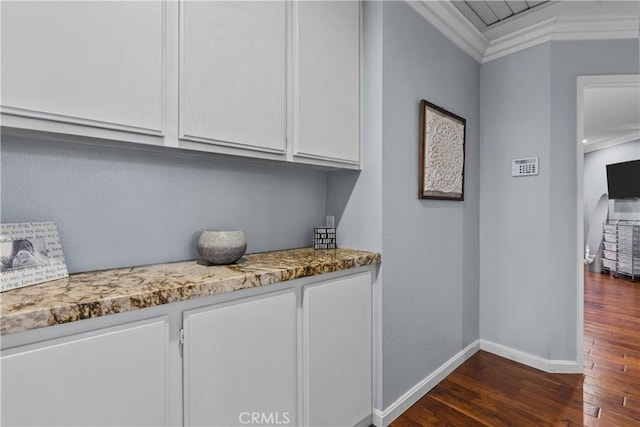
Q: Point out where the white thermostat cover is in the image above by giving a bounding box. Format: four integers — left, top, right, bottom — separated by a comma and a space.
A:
512, 157, 539, 177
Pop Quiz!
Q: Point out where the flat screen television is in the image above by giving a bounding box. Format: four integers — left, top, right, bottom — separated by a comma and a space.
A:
606, 159, 640, 199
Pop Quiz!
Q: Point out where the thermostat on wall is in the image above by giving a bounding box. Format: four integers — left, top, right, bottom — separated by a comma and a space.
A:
512, 157, 539, 177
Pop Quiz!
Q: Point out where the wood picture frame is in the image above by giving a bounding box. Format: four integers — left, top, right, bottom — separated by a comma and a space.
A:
419, 99, 466, 201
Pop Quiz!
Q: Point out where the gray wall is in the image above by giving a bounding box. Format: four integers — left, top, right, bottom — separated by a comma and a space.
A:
1, 136, 326, 273
328, 1, 481, 409
480, 39, 639, 362
479, 44, 553, 357
381, 1, 480, 409
584, 140, 640, 237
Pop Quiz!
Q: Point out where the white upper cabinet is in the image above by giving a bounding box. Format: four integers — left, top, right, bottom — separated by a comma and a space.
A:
1, 0, 361, 169
1, 1, 165, 144
292, 0, 361, 168
179, 1, 287, 156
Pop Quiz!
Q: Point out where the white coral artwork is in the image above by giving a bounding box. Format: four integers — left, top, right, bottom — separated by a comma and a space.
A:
424, 109, 464, 195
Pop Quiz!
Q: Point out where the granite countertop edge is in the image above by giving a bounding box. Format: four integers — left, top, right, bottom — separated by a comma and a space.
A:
0, 247, 381, 335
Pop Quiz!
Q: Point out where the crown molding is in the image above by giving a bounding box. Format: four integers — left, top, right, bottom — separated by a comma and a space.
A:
583, 131, 640, 153
483, 14, 639, 63
553, 16, 640, 41
482, 17, 555, 63
405, 0, 488, 63
407, 1, 640, 64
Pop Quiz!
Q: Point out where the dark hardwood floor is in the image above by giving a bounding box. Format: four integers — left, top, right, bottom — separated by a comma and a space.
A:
391, 270, 640, 426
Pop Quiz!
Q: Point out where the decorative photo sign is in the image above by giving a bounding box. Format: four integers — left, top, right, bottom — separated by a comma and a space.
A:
1, 222, 68, 292
313, 227, 336, 250
419, 99, 466, 201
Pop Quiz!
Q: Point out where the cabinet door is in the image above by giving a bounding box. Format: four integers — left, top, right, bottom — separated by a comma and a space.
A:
180, 1, 287, 155
303, 272, 372, 426
1, 317, 170, 427
183, 291, 296, 427
293, 0, 360, 167
0, 1, 164, 137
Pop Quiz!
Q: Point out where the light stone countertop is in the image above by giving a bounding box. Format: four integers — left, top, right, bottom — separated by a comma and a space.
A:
0, 247, 380, 335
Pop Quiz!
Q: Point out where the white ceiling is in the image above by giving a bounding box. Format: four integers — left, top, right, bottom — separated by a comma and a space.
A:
583, 83, 640, 153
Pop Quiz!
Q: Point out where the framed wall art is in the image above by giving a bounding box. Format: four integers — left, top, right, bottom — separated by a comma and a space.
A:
419, 99, 466, 201
1, 222, 68, 292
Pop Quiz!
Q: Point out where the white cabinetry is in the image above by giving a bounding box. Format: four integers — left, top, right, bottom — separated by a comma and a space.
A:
0, 1, 165, 145
182, 272, 373, 427
0, 269, 375, 427
1, 0, 361, 169
179, 1, 287, 156
183, 291, 297, 427
292, 0, 361, 168
303, 272, 372, 426
1, 317, 170, 427
180, 0, 361, 167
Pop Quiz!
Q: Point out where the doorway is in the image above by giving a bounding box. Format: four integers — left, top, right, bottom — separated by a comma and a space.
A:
576, 74, 640, 369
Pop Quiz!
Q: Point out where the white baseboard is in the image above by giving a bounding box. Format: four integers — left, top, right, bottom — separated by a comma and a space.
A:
479, 339, 582, 374
371, 339, 582, 426
372, 409, 384, 427
373, 340, 480, 426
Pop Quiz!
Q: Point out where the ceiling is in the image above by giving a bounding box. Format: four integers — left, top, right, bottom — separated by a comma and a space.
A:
452, 1, 551, 29
437, 0, 640, 47
583, 82, 640, 153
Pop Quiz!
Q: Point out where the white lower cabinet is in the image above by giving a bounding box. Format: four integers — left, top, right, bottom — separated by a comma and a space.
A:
0, 270, 374, 427
182, 272, 373, 427
0, 317, 170, 427
182, 291, 297, 427
303, 272, 372, 427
